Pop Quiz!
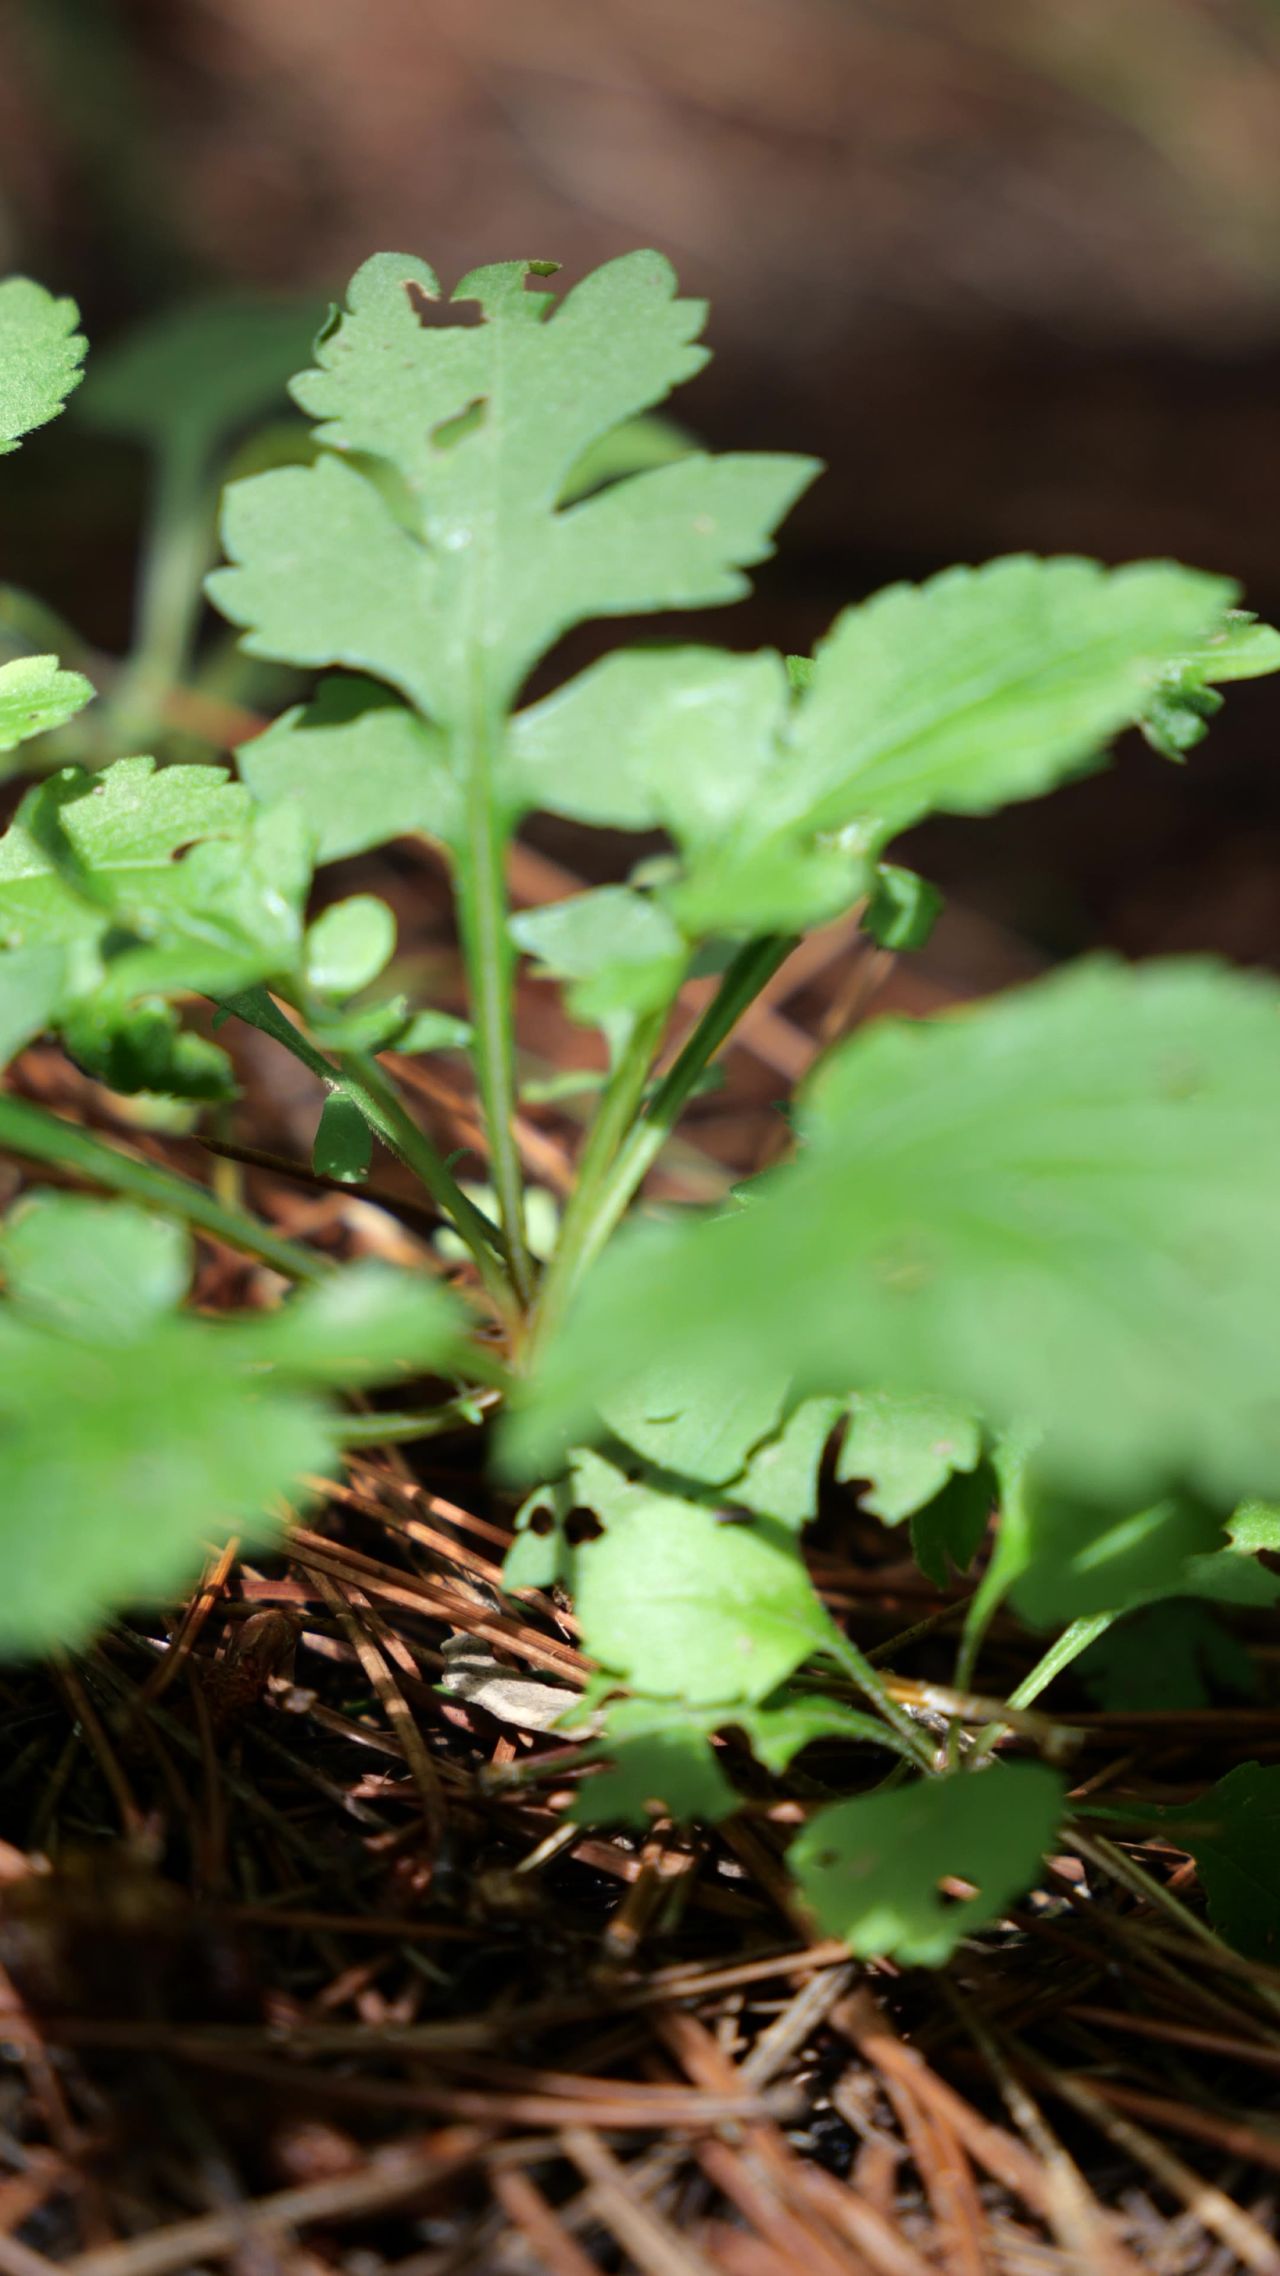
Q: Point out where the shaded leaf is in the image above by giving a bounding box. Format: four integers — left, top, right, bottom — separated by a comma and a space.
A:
80, 295, 323, 468
1078, 1602, 1256, 1713
789, 1763, 1065, 1966
864, 864, 943, 952
1159, 1764, 1280, 1959
570, 1701, 739, 1827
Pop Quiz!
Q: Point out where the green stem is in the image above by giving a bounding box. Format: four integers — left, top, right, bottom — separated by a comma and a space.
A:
529, 935, 794, 1349
337, 1390, 499, 1446
338, 1049, 513, 1313
827, 1631, 937, 1771
0, 1092, 329, 1283
1007, 1613, 1114, 1712
531, 1000, 671, 1350
966, 1612, 1113, 1768
455, 686, 533, 1309
222, 987, 512, 1316
106, 442, 211, 752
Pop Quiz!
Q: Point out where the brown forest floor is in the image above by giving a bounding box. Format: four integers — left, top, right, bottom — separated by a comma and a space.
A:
3, 840, 1280, 2276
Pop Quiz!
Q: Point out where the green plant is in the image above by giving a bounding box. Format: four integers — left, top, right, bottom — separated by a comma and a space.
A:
4, 251, 1280, 1963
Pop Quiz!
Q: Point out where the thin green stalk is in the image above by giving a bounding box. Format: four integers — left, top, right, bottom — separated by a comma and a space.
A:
337, 1389, 500, 1446
455, 683, 533, 1309
529, 935, 794, 1349
106, 442, 211, 752
827, 1631, 937, 1771
0, 1093, 329, 1283
337, 1048, 514, 1315
222, 987, 512, 1314
965, 1613, 1114, 1768
531, 1000, 671, 1348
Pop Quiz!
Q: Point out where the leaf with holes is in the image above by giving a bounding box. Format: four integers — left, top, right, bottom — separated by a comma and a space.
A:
210, 251, 815, 730
790, 1763, 1065, 1965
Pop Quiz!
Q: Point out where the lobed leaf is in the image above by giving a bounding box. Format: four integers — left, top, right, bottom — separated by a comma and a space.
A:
514, 958, 1280, 1510
0, 278, 86, 454
210, 250, 816, 734
790, 1764, 1065, 1966
838, 1391, 983, 1523
0, 654, 95, 765
0, 1197, 464, 1656
0, 756, 312, 1083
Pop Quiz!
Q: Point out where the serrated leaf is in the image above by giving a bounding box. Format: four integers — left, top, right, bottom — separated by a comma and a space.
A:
789, 1763, 1065, 1966
514, 958, 1280, 1511
212, 453, 441, 710
568, 1451, 838, 1707
237, 677, 456, 861
0, 756, 249, 940
778, 557, 1238, 849
209, 251, 816, 728
1158, 1764, 1280, 1959
313, 1092, 372, 1184
1140, 611, 1280, 759
0, 1204, 461, 1657
0, 279, 86, 453
0, 654, 95, 761
0, 759, 311, 1064
79, 295, 323, 468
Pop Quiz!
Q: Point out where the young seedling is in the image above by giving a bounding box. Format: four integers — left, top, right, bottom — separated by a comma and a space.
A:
4, 251, 1280, 1962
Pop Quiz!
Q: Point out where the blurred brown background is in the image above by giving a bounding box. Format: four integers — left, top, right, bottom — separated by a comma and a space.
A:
5, 0, 1280, 967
